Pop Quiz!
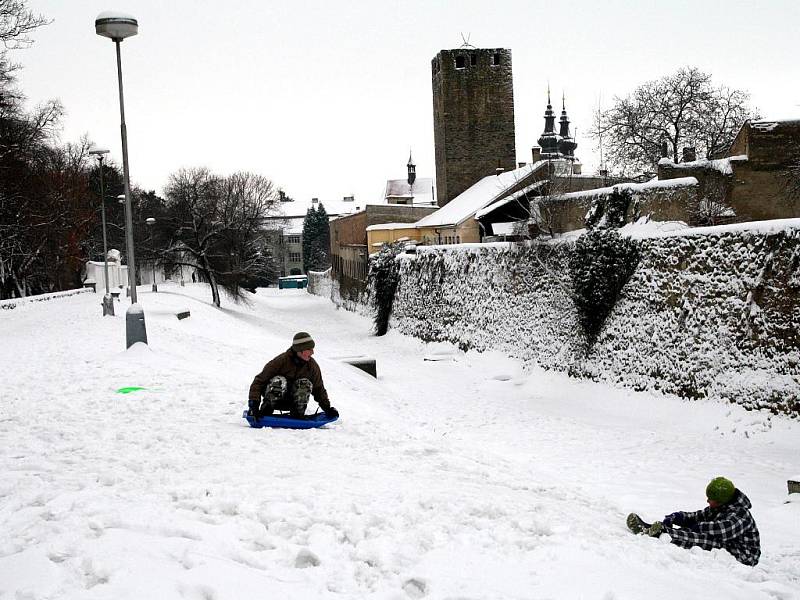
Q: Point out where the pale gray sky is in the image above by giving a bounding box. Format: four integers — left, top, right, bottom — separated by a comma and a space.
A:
16, 0, 800, 204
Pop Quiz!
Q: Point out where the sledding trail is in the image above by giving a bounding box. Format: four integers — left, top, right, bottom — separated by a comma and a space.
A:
0, 284, 798, 599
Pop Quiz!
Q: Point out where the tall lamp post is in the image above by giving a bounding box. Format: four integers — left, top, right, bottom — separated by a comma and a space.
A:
145, 217, 158, 292
88, 146, 114, 316
95, 11, 147, 348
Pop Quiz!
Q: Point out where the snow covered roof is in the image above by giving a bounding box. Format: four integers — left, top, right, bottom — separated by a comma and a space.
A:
384, 177, 434, 204
474, 180, 548, 219
365, 222, 420, 232
750, 118, 800, 130
273, 198, 362, 219
415, 161, 549, 228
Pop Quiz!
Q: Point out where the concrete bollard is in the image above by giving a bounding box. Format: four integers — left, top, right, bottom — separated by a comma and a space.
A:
125, 304, 148, 348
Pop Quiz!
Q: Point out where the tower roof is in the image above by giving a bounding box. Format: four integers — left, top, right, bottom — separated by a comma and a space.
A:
538, 87, 559, 155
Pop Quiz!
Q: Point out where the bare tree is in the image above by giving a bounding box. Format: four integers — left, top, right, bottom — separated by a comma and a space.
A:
0, 0, 49, 49
0, 135, 95, 297
0, 0, 50, 113
593, 67, 757, 175
161, 168, 281, 307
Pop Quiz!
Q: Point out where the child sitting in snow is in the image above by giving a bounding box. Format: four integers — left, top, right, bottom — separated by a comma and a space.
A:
626, 476, 760, 566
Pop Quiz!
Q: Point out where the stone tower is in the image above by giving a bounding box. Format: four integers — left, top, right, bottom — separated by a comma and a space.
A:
431, 48, 516, 207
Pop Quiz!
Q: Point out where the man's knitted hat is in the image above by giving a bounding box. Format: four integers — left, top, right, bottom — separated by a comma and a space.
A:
706, 477, 736, 504
292, 332, 315, 352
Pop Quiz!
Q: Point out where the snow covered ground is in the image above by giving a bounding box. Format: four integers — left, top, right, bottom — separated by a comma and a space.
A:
1, 283, 798, 600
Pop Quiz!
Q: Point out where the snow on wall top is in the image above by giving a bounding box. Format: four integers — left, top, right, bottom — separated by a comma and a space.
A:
365, 222, 421, 232
623, 216, 800, 240
557, 176, 699, 202
658, 155, 747, 174
415, 161, 548, 228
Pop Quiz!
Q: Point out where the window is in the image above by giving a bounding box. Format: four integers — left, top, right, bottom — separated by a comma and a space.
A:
492, 53, 501, 66
455, 55, 466, 69
287, 235, 300, 244
289, 252, 301, 263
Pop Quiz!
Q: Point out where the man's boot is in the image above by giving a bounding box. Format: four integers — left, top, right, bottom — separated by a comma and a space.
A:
627, 513, 664, 537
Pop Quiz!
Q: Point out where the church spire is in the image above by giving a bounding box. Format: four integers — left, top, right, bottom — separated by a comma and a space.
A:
407, 150, 417, 186
558, 91, 571, 138
538, 85, 559, 156
557, 93, 577, 159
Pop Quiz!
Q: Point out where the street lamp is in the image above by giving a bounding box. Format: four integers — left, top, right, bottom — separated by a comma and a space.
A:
145, 217, 158, 292
88, 146, 114, 316
95, 11, 146, 348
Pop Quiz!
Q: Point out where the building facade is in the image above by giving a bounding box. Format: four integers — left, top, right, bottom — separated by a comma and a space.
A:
432, 47, 516, 207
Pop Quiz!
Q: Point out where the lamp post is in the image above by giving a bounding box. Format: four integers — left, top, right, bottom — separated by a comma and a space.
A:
145, 217, 158, 292
88, 146, 114, 316
96, 11, 146, 347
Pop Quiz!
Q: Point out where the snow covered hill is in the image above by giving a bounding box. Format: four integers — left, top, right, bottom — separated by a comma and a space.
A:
1, 284, 798, 599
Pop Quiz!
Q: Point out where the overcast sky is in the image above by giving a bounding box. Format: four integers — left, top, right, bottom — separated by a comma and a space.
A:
16, 0, 800, 204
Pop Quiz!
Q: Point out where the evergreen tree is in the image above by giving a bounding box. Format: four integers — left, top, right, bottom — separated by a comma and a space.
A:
302, 203, 331, 272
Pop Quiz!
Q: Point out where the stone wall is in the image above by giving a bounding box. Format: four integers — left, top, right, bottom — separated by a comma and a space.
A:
384, 222, 800, 415
542, 179, 699, 233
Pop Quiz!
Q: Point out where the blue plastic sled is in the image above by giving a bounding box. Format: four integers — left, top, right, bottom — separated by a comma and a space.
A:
242, 410, 338, 429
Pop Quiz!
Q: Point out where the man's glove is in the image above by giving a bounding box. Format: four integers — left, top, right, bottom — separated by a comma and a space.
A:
662, 511, 685, 527
324, 406, 339, 419
249, 403, 260, 420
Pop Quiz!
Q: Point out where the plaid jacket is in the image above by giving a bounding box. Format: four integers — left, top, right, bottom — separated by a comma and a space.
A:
668, 490, 760, 566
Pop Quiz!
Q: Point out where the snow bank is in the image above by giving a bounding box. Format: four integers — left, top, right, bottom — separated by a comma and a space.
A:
0, 287, 93, 310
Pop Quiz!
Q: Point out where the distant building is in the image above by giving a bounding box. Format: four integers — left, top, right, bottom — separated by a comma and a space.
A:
432, 47, 516, 207
384, 153, 435, 206
330, 203, 438, 300
262, 197, 357, 277
656, 118, 800, 225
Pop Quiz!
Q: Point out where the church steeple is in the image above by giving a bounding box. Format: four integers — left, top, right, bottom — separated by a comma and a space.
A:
538, 86, 559, 156
407, 151, 417, 186
558, 92, 570, 138
557, 93, 577, 158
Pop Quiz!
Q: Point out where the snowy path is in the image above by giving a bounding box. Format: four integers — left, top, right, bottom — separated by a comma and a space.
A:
1, 284, 798, 599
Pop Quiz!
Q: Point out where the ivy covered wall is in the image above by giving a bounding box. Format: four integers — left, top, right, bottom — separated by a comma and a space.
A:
386, 223, 800, 415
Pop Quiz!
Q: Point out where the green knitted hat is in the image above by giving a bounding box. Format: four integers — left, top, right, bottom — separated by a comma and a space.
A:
292, 331, 315, 352
706, 477, 736, 504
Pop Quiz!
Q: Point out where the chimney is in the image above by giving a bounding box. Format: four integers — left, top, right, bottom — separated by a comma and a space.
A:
343, 195, 354, 202
532, 146, 542, 163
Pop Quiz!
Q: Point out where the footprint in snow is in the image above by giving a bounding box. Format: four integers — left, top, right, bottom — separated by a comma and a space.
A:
402, 577, 428, 598
294, 548, 320, 568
